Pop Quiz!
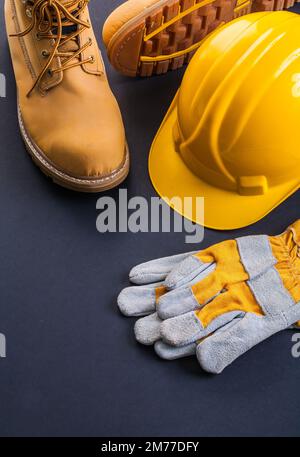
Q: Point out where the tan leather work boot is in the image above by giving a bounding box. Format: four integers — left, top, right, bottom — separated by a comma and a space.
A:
103, 0, 300, 77
5, 0, 129, 192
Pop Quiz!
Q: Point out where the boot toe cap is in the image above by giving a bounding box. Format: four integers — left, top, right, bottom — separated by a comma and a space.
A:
47, 128, 127, 180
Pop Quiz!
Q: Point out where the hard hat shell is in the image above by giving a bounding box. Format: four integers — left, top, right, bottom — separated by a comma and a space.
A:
149, 11, 300, 230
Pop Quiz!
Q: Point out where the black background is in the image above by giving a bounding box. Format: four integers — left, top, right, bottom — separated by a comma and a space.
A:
0, 0, 299, 437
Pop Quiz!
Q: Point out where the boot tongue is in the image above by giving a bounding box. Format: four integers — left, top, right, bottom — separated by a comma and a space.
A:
50, 1, 82, 53
33, 1, 83, 55
34, 0, 77, 4
54, 0, 82, 10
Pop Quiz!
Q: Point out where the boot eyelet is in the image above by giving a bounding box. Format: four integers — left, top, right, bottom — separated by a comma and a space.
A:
89, 55, 95, 63
41, 50, 50, 58
47, 69, 53, 77
36, 33, 41, 40
25, 7, 32, 18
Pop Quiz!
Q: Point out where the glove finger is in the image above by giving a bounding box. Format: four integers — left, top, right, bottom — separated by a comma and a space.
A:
157, 263, 216, 319
196, 313, 267, 374
129, 251, 198, 285
161, 310, 244, 347
134, 313, 162, 345
118, 282, 164, 317
158, 287, 200, 320
165, 254, 215, 290
155, 340, 196, 360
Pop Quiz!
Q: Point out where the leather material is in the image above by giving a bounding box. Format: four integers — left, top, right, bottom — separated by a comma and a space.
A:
118, 222, 300, 372
5, 0, 127, 180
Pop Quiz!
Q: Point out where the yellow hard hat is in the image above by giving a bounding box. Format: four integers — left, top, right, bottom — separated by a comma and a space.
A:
149, 11, 300, 230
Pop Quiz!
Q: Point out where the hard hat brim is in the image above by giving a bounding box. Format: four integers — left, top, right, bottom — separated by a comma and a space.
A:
149, 98, 299, 230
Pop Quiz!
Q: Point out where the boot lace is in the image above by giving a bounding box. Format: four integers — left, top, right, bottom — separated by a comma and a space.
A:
12, 0, 94, 96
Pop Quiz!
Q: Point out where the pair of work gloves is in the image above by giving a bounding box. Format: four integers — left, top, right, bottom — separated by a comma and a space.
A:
118, 221, 300, 374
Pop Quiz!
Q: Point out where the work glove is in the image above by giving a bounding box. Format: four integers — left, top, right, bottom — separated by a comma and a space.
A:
118, 221, 300, 373
118, 250, 214, 357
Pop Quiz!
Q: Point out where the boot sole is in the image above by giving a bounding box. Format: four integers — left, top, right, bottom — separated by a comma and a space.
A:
18, 105, 130, 193
106, 0, 299, 76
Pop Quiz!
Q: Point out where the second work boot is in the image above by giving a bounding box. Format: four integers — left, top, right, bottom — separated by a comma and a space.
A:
5, 0, 129, 192
103, 0, 300, 77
